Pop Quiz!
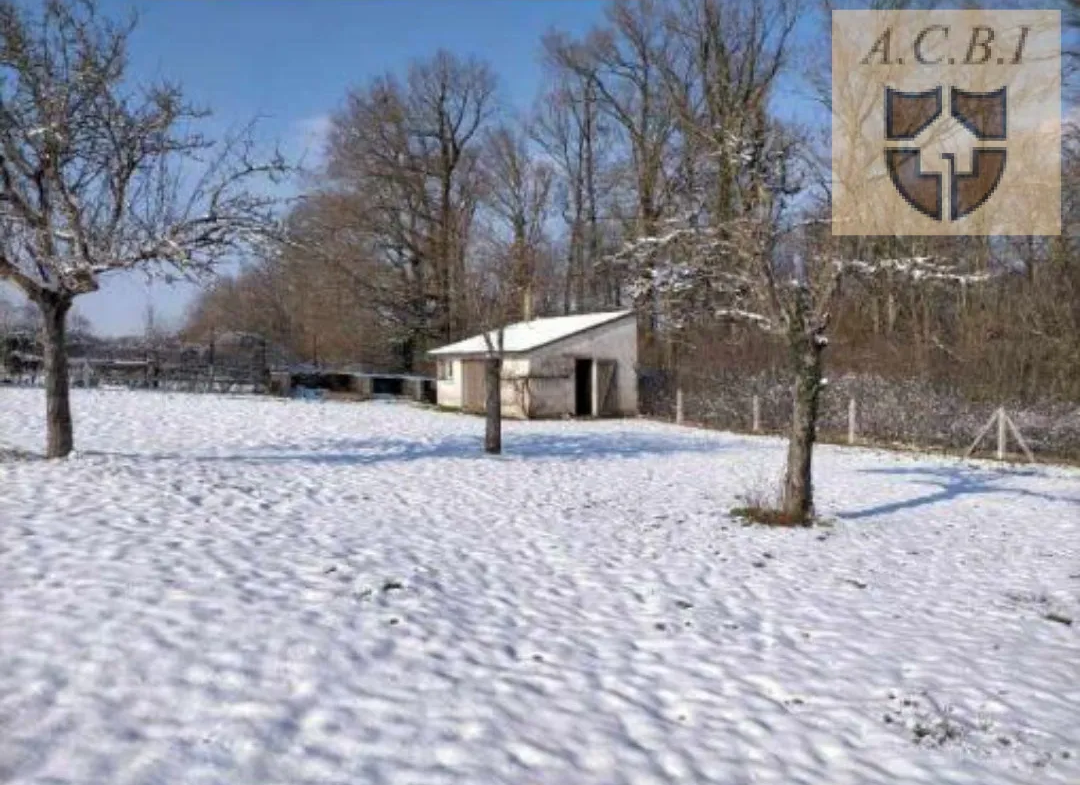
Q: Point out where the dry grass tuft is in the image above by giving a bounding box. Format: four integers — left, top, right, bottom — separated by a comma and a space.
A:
730, 505, 811, 527
730, 467, 813, 527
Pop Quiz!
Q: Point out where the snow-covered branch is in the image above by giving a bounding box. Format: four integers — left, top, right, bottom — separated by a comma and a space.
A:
835, 256, 994, 285
714, 308, 777, 332
0, 1, 292, 302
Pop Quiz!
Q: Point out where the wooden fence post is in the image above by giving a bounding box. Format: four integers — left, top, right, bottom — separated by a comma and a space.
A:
965, 409, 999, 460
1003, 410, 1035, 463
964, 406, 1035, 464
996, 406, 1007, 460
848, 397, 857, 445
675, 388, 684, 425
752, 395, 761, 433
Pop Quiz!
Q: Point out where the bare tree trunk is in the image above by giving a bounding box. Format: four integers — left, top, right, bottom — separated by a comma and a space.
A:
400, 335, 416, 375
782, 333, 824, 523
484, 356, 502, 454
583, 82, 601, 308
40, 293, 74, 459
563, 230, 576, 314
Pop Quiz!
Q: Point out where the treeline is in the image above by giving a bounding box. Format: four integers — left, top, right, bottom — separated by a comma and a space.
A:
184, 0, 1080, 405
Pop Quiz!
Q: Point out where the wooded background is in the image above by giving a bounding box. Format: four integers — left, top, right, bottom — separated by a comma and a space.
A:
10, 0, 1075, 455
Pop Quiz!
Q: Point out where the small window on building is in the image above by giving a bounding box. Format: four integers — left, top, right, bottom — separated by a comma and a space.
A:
437, 360, 453, 381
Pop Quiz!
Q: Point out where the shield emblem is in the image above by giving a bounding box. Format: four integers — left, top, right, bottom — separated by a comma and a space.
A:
883, 86, 1007, 222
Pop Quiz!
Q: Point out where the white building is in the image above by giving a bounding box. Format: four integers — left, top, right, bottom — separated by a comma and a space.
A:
428, 310, 638, 419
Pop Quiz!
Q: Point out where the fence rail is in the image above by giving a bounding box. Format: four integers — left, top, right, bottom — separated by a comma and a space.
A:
2, 332, 279, 393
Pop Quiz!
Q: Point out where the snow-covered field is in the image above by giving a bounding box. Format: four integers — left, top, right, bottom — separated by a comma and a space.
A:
1, 388, 1078, 785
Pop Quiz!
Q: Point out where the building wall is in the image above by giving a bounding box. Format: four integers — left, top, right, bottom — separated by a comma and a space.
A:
521, 357, 572, 418
501, 358, 530, 419
433, 316, 637, 418
436, 357, 530, 418
436, 359, 463, 408
528, 317, 638, 416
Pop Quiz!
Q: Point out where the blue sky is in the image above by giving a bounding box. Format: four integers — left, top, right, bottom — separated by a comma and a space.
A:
1, 1, 1072, 336
5, 0, 823, 336
69, 0, 618, 336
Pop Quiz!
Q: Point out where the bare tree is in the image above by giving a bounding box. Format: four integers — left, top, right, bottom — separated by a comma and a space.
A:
308, 51, 497, 368
480, 326, 506, 455
264, 192, 399, 367
0, 0, 288, 456
615, 0, 988, 521
621, 124, 992, 522
546, 0, 676, 240
533, 75, 618, 312
410, 52, 498, 341
472, 121, 555, 454
483, 122, 554, 322
545, 0, 681, 358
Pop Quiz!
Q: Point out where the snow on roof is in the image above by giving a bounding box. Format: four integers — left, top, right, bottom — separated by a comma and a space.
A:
429, 310, 634, 357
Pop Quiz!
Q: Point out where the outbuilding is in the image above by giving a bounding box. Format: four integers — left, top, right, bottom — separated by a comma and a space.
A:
428, 310, 638, 419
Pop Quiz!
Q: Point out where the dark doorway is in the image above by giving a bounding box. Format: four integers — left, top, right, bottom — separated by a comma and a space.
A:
574, 358, 592, 416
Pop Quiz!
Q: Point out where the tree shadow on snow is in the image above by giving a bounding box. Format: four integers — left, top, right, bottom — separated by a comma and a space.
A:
97, 431, 733, 466
839, 465, 1080, 520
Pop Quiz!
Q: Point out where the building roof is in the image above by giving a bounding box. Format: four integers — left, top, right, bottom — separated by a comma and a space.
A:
428, 310, 634, 357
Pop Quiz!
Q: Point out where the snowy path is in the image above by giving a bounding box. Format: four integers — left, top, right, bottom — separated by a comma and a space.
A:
1, 388, 1078, 785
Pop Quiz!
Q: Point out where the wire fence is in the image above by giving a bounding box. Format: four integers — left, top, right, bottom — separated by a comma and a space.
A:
639, 367, 1080, 461
5, 328, 1077, 460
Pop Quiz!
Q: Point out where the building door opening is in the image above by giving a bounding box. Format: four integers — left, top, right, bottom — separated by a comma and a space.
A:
574, 358, 592, 416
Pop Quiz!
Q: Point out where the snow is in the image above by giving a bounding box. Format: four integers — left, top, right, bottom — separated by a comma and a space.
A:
1, 388, 1078, 785
837, 257, 993, 285
428, 310, 632, 356
714, 308, 775, 329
